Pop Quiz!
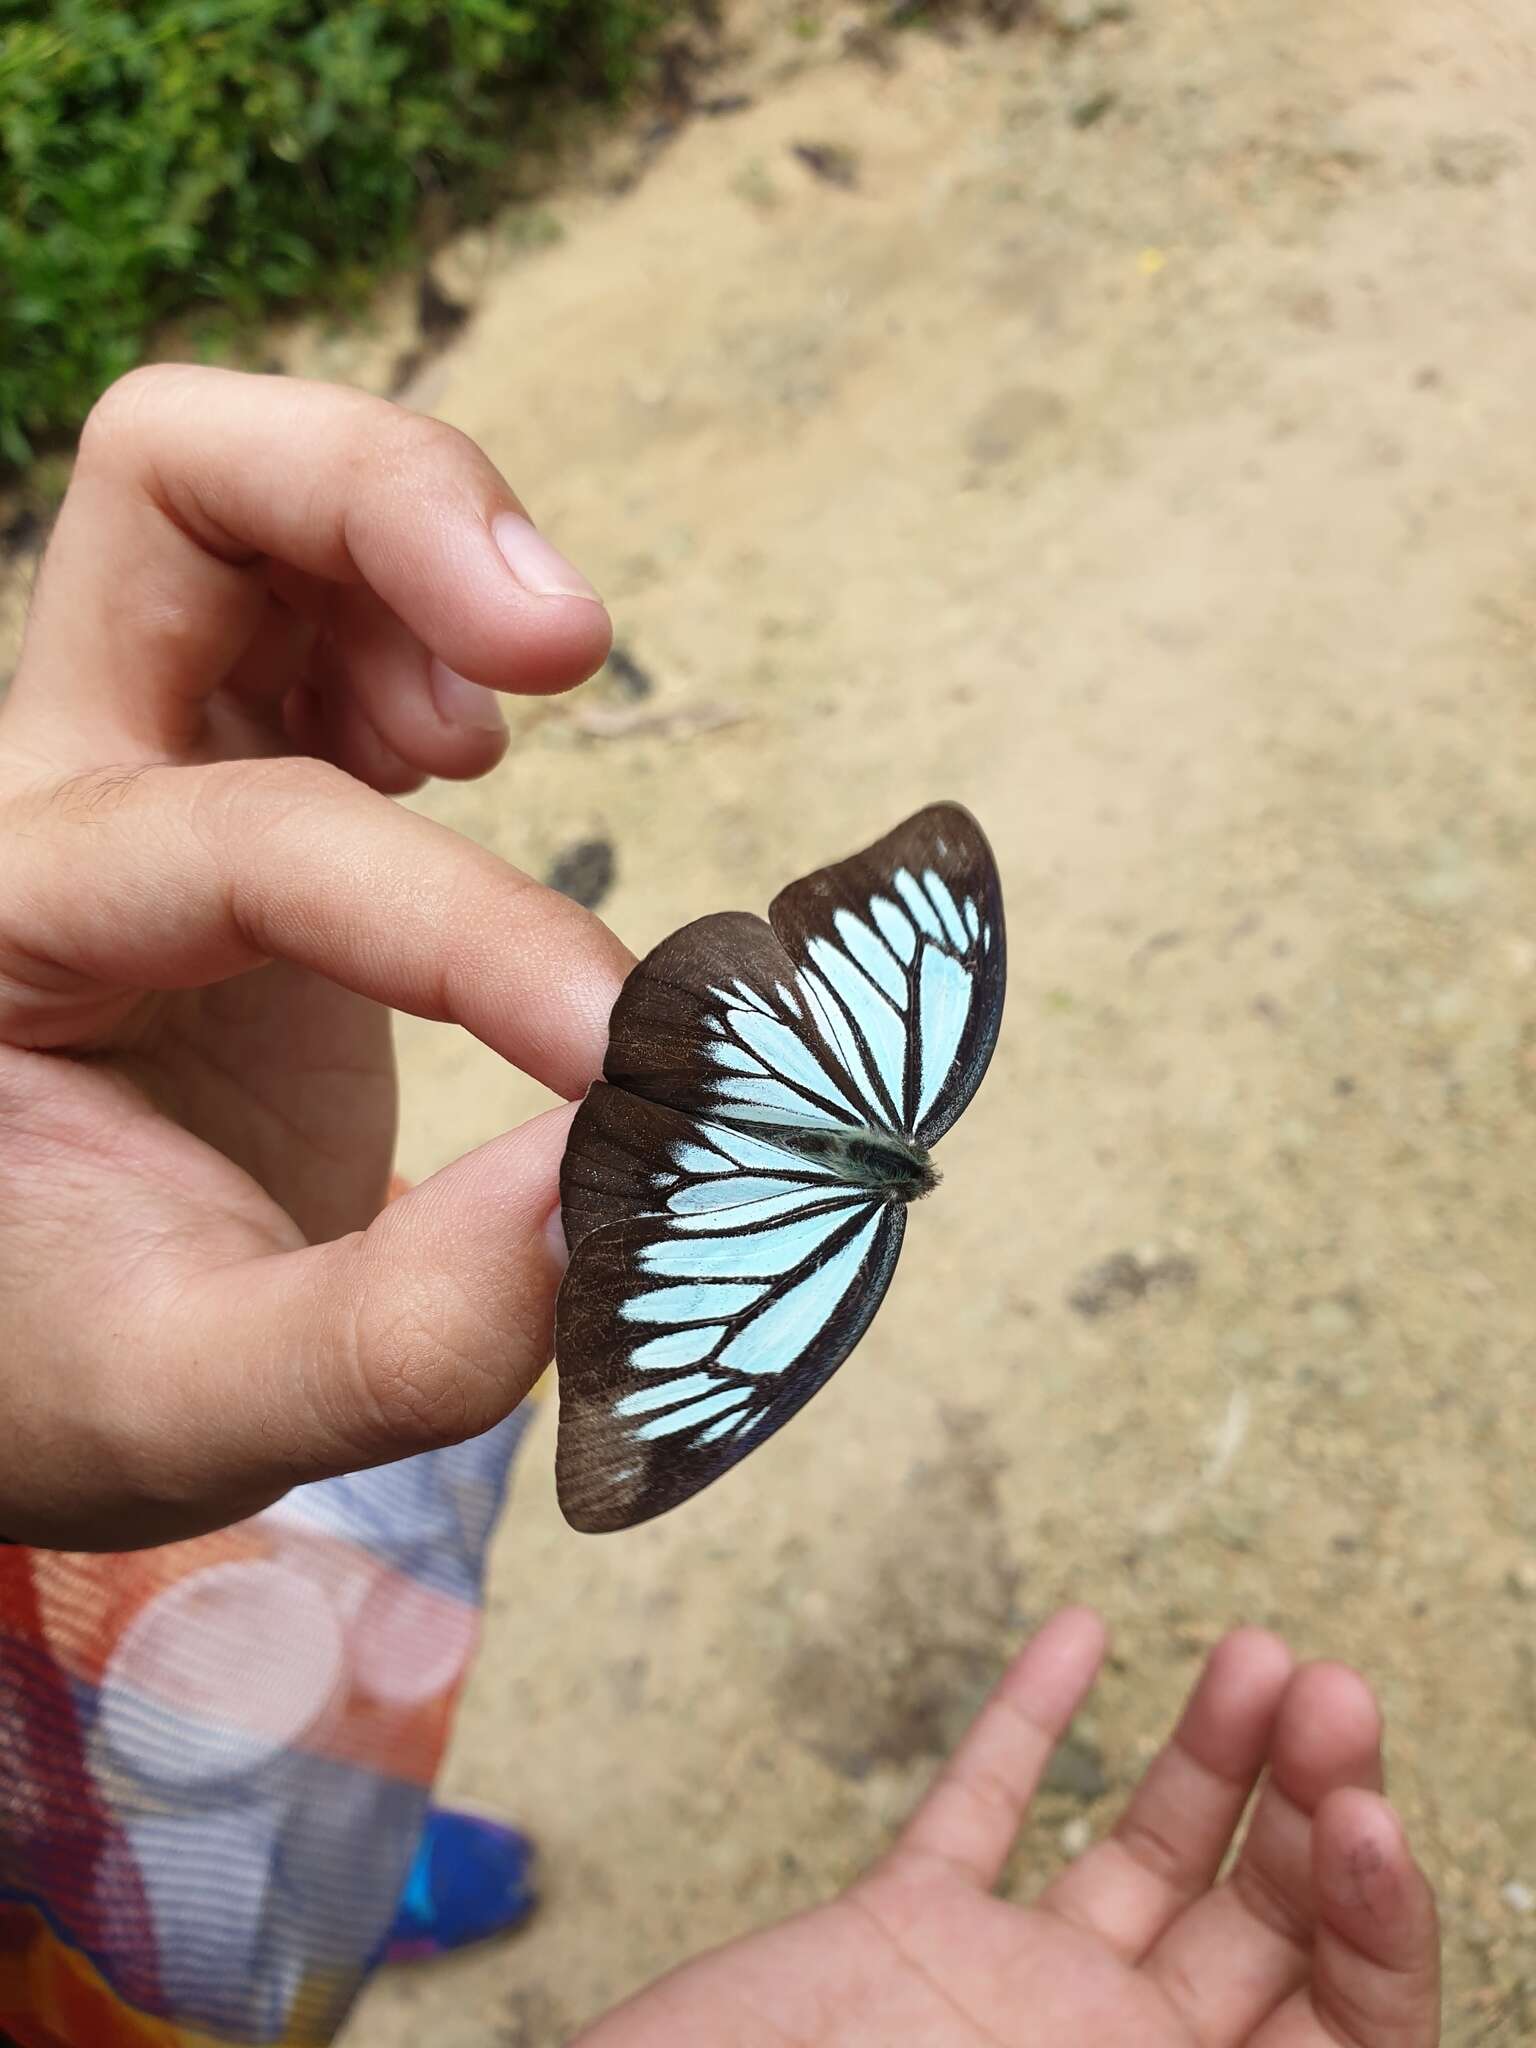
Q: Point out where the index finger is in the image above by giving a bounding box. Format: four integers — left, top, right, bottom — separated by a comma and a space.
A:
8, 366, 611, 761
874, 1607, 1108, 1892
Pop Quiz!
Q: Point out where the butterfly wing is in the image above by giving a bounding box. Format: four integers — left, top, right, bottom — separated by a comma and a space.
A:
554, 801, 1005, 1532
593, 908, 895, 1139
765, 801, 1006, 1147
583, 802, 1005, 1151
556, 1084, 905, 1531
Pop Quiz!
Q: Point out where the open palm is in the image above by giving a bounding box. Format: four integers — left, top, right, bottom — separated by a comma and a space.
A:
578, 1611, 1439, 2048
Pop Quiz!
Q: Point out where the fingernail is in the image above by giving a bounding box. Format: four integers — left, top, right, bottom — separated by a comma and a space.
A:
429, 658, 507, 733
544, 1207, 571, 1274
493, 512, 604, 604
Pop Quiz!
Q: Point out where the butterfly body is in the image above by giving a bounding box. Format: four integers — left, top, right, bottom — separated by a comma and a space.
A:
754, 1122, 938, 1202
554, 803, 1006, 1533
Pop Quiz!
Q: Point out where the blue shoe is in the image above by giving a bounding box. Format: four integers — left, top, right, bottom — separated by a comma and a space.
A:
383, 1807, 538, 1963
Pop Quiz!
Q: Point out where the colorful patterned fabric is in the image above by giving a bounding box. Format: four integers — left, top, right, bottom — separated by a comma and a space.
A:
0, 1266, 537, 2046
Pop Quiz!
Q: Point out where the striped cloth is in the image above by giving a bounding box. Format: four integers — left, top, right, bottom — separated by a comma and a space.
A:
0, 1181, 538, 2046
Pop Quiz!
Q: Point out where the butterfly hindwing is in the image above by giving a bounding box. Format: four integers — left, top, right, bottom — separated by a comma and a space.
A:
556, 1100, 906, 1531
554, 802, 1005, 1531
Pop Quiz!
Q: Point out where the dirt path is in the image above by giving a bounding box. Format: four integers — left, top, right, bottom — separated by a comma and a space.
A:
10, 0, 1529, 2039
331, 5, 1536, 2037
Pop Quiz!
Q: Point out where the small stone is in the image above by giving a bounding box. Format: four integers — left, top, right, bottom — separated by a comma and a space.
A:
1227, 1329, 1269, 1365
1068, 1249, 1198, 1318
791, 142, 859, 190
1042, 0, 1133, 29
1307, 1295, 1363, 1339
1043, 1736, 1108, 1803
1404, 847, 1482, 914
1059, 1816, 1093, 1857
1501, 1880, 1535, 1915
967, 384, 1068, 466
1433, 133, 1520, 186
544, 837, 617, 911
1069, 90, 1117, 129
605, 646, 656, 700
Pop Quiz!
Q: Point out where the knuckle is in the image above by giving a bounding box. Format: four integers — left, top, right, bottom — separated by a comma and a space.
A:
1117, 1814, 1193, 1889
178, 757, 360, 956
1233, 1856, 1313, 1949
367, 404, 479, 483
77, 364, 196, 468
185, 753, 352, 851
950, 1760, 1020, 1830
339, 1253, 522, 1459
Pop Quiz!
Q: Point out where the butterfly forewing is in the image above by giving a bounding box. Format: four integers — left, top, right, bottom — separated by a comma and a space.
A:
597, 909, 884, 1137
766, 802, 1005, 1147
554, 802, 1005, 1531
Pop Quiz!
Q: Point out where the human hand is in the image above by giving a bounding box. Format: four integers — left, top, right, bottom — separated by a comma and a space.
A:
0, 367, 633, 1548
577, 1609, 1440, 2048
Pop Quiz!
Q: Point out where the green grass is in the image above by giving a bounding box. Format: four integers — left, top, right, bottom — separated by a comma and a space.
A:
0, 0, 666, 466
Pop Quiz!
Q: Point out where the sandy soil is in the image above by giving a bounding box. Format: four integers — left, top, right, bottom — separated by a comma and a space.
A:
345, 1, 1536, 2040
5, 0, 1533, 2040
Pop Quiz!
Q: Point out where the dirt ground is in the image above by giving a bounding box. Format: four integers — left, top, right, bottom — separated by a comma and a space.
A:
337, 1, 1536, 2040
5, 0, 1533, 2040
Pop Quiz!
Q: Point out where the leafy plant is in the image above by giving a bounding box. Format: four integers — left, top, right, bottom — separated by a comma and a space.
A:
0, 0, 663, 465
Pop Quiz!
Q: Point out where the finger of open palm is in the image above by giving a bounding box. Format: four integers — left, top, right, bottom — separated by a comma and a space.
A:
874, 1608, 1108, 1894
1254, 1789, 1441, 2048
1145, 1662, 1385, 2044
1040, 1628, 1293, 1962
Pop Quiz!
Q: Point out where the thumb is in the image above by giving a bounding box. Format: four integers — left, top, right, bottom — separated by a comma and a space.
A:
125, 1104, 577, 1540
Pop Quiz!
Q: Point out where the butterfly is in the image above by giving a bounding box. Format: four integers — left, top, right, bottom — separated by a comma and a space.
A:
553, 803, 1006, 1533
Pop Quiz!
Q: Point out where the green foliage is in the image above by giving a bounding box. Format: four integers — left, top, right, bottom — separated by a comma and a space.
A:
0, 0, 662, 463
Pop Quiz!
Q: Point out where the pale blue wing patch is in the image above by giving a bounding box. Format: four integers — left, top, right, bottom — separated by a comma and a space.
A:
893, 867, 945, 941
673, 1140, 733, 1176
923, 869, 970, 951
807, 934, 906, 1121
796, 967, 894, 1129
620, 1280, 764, 1324
726, 1007, 860, 1116
733, 978, 776, 1014
703, 1077, 851, 1126
630, 1324, 729, 1370
705, 1038, 771, 1077
833, 908, 908, 1007
638, 1202, 853, 1280
670, 1189, 859, 1232
667, 1173, 834, 1215
615, 1370, 722, 1417
914, 943, 974, 1127
963, 896, 981, 941
696, 1406, 752, 1445
715, 1208, 883, 1375
698, 1121, 841, 1175
634, 1386, 753, 1441
870, 894, 918, 964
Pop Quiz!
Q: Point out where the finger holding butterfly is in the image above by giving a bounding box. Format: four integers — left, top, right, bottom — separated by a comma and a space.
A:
6, 364, 611, 787
0, 367, 632, 1546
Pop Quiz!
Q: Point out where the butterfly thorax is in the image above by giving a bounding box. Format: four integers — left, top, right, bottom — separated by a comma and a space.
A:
756, 1122, 939, 1203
